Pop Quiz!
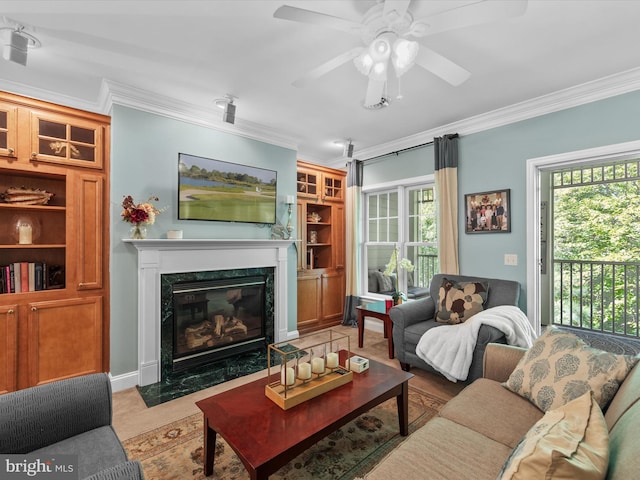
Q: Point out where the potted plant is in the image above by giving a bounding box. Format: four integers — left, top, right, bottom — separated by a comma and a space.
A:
384, 247, 414, 305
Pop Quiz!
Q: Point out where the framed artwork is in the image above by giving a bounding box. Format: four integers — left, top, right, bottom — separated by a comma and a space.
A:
464, 189, 511, 233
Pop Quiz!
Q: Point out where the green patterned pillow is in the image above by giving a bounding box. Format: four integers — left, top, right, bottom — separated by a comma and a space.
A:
503, 326, 639, 412
435, 277, 488, 324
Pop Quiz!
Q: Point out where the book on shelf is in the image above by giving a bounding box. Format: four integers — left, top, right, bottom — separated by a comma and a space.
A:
13, 262, 21, 293
6, 264, 14, 294
28, 263, 36, 292
0, 262, 60, 294
34, 263, 44, 291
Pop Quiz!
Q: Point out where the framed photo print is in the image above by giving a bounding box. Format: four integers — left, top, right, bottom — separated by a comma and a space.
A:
464, 189, 511, 233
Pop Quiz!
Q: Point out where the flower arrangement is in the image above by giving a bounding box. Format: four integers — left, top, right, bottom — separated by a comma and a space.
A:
121, 195, 163, 239
384, 248, 414, 304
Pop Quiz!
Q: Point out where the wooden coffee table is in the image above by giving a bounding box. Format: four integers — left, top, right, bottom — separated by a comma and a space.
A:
195, 358, 413, 480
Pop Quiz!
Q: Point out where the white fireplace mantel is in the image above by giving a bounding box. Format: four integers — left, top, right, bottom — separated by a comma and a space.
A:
124, 238, 294, 386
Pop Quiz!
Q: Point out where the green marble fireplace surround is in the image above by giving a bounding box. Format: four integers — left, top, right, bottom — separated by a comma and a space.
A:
125, 239, 294, 406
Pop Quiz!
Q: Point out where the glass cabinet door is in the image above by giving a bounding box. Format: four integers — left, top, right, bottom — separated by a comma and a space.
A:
30, 112, 103, 169
297, 170, 318, 197
0, 102, 18, 159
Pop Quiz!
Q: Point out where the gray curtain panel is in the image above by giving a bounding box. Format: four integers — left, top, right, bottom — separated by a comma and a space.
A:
342, 159, 364, 326
434, 134, 460, 275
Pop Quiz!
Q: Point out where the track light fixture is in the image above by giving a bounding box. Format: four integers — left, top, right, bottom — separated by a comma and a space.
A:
214, 94, 237, 124
0, 24, 41, 66
344, 139, 354, 158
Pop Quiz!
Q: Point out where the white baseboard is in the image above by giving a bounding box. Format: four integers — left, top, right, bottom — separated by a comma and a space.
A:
109, 371, 139, 392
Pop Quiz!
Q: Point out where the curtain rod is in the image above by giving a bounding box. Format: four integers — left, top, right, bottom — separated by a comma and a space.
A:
353, 133, 459, 163
361, 140, 433, 162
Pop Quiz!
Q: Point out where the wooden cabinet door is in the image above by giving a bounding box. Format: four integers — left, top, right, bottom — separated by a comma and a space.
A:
74, 173, 104, 290
333, 203, 345, 270
322, 172, 344, 202
30, 110, 104, 169
0, 101, 18, 160
321, 271, 345, 323
27, 297, 103, 387
296, 166, 319, 200
297, 274, 322, 333
0, 304, 18, 394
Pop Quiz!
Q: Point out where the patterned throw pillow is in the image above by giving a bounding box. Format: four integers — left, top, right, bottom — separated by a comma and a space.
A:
435, 277, 489, 324
504, 326, 639, 412
374, 271, 395, 292
498, 391, 609, 480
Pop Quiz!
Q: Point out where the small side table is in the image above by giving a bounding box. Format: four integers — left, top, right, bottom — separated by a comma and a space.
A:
356, 300, 395, 359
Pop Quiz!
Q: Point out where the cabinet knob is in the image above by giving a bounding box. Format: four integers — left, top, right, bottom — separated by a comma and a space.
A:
8, 147, 14, 155
31, 306, 37, 312
7, 309, 14, 314
31, 152, 37, 159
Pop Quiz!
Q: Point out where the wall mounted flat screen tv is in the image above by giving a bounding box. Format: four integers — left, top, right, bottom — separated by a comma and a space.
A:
178, 153, 277, 224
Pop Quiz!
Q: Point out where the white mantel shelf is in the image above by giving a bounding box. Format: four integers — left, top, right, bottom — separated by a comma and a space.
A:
122, 238, 294, 249
124, 237, 295, 386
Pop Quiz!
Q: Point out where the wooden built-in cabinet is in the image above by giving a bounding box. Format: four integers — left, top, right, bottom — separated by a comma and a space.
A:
296, 161, 346, 335
0, 91, 110, 393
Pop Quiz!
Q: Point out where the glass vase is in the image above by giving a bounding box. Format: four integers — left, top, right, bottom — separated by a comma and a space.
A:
130, 224, 147, 239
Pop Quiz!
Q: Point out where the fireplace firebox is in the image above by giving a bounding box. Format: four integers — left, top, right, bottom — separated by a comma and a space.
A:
172, 276, 266, 372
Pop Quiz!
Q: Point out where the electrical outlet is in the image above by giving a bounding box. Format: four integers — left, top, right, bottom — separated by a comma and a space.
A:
504, 254, 518, 266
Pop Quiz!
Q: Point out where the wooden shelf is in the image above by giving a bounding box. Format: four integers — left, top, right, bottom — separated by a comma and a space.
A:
0, 90, 110, 393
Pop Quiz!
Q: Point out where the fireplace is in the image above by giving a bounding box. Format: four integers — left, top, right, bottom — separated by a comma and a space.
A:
125, 238, 294, 406
172, 276, 267, 371
161, 268, 275, 381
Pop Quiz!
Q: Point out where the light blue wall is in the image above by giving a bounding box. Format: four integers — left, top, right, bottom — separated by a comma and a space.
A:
364, 145, 434, 185
364, 90, 640, 311
109, 105, 297, 376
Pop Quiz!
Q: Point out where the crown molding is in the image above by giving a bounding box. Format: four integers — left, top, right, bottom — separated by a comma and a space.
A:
4, 66, 640, 166
0, 78, 105, 114
348, 66, 640, 163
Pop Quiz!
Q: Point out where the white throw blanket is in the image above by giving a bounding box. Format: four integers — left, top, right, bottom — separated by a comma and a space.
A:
415, 305, 538, 382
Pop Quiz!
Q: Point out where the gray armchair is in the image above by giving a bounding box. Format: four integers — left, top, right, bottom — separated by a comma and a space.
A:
390, 273, 520, 383
0, 373, 144, 480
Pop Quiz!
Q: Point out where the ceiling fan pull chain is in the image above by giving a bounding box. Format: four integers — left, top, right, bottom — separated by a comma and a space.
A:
397, 76, 403, 100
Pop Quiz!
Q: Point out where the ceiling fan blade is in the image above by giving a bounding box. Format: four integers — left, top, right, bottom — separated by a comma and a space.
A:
274, 5, 364, 34
364, 79, 386, 107
292, 47, 364, 88
414, 46, 471, 86
383, 0, 412, 21
411, 0, 528, 37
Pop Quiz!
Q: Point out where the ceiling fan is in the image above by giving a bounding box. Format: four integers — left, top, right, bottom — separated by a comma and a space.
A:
274, 0, 528, 108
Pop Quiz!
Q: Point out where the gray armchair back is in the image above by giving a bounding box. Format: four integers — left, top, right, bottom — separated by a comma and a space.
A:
390, 273, 521, 383
0, 374, 144, 479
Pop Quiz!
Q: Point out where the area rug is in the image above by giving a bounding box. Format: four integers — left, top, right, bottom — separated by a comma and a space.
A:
123, 387, 446, 480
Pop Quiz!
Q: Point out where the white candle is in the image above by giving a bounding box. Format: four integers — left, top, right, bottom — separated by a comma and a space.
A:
286, 195, 295, 205
281, 367, 295, 386
326, 352, 339, 368
297, 362, 312, 380
18, 224, 32, 244
311, 357, 325, 374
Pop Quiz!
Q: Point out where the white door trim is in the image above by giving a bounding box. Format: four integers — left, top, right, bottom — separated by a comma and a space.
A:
526, 139, 640, 335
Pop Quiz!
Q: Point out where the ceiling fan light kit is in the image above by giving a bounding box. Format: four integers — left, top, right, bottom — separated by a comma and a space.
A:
274, 0, 528, 107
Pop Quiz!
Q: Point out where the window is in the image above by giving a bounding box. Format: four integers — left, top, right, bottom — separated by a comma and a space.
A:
363, 181, 437, 299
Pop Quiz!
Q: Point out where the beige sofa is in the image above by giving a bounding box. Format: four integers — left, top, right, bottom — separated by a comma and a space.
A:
364, 342, 640, 480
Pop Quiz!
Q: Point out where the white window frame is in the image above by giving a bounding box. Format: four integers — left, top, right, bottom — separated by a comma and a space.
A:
361, 175, 435, 300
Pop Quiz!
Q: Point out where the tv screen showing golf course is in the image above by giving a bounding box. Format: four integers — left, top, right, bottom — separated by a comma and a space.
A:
178, 153, 277, 224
